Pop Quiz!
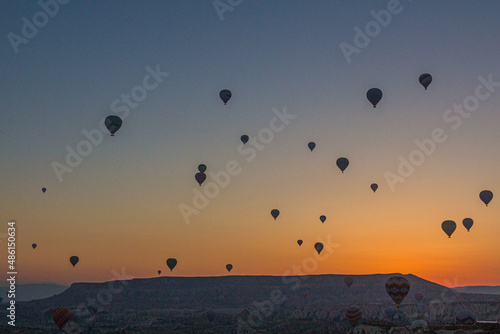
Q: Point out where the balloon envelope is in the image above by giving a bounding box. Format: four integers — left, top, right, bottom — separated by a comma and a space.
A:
442, 220, 456, 238
32, 243, 37, 249
370, 183, 378, 192
419, 73, 432, 90
195, 172, 206, 186
271, 209, 280, 220
345, 306, 362, 327
411, 319, 428, 331
52, 307, 71, 330
319, 215, 326, 223
297, 239, 303, 246
384, 306, 397, 319
308, 142, 316, 151
414, 292, 424, 303
198, 164, 207, 173
226, 264, 233, 273
462, 218, 473, 232
314, 242, 324, 255
104, 115, 122, 136
336, 157, 349, 173
479, 190, 493, 206
69, 256, 79, 267
42, 187, 46, 193
385, 276, 410, 307
345, 277, 354, 288
366, 88, 382, 108
166, 258, 177, 271
241, 135, 249, 145
219, 89, 232, 105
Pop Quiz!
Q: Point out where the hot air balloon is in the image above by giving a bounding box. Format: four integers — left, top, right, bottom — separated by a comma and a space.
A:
462, 218, 473, 232
419, 73, 432, 90
32, 243, 37, 249
297, 239, 303, 246
69, 256, 79, 267
336, 157, 349, 173
271, 209, 280, 220
42, 187, 46, 193
442, 220, 456, 238
479, 190, 493, 206
195, 172, 206, 186
370, 183, 378, 193
241, 135, 249, 145
166, 258, 177, 271
414, 292, 423, 303
319, 215, 326, 223
345, 277, 354, 288
226, 264, 233, 273
456, 310, 476, 325
385, 276, 410, 308
366, 88, 382, 108
219, 89, 232, 105
411, 319, 428, 332
104, 115, 122, 136
52, 307, 71, 330
158, 270, 161, 275
345, 306, 362, 327
198, 164, 207, 173
308, 142, 316, 152
384, 306, 397, 319
314, 242, 324, 255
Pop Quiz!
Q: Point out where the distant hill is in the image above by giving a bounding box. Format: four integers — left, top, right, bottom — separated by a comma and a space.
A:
0, 283, 68, 302
454, 286, 500, 295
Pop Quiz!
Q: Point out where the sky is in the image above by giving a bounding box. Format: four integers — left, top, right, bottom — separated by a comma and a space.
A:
1, 1, 500, 287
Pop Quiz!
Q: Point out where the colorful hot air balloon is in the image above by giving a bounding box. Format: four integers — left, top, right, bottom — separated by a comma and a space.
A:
345, 306, 362, 327
226, 264, 233, 273
456, 310, 476, 325
308, 142, 316, 152
370, 183, 378, 193
166, 258, 177, 271
69, 256, 79, 267
462, 218, 473, 232
314, 242, 324, 255
195, 172, 206, 186
336, 157, 349, 173
198, 164, 207, 173
297, 239, 303, 246
366, 88, 382, 108
414, 292, 424, 303
442, 220, 456, 238
52, 307, 71, 330
32, 243, 37, 249
345, 277, 354, 288
385, 276, 410, 308
271, 209, 280, 220
42, 187, 46, 193
419, 73, 432, 90
241, 135, 249, 145
219, 89, 232, 105
158, 270, 161, 275
104, 115, 122, 136
479, 190, 493, 206
319, 215, 326, 223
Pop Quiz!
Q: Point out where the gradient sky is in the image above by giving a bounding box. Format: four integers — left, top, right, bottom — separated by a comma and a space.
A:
1, 1, 500, 287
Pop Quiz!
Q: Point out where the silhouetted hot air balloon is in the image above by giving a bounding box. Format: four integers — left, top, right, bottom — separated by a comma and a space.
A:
158, 270, 161, 275
314, 242, 324, 255
271, 209, 280, 220
370, 183, 378, 193
219, 89, 232, 105
442, 220, 456, 238
297, 239, 303, 246
198, 164, 207, 173
195, 172, 206, 186
241, 135, 249, 145
385, 276, 410, 308
42, 187, 46, 193
414, 292, 424, 303
336, 157, 349, 173
104, 115, 122, 136
462, 218, 473, 232
345, 306, 362, 327
166, 258, 177, 271
345, 277, 354, 288
411, 319, 428, 332
366, 88, 382, 108
419, 73, 432, 90
32, 243, 37, 249
479, 190, 493, 206
69, 256, 79, 267
52, 307, 71, 330
456, 310, 476, 325
319, 215, 326, 223
226, 264, 233, 273
308, 142, 316, 152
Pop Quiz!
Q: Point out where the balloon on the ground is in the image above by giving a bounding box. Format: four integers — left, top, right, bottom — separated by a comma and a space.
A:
319, 215, 326, 223
456, 310, 476, 325
367, 88, 382, 108
52, 307, 71, 330
104, 115, 122, 136
336, 157, 349, 173
411, 319, 428, 331
241, 135, 249, 145
371, 183, 378, 192
226, 264, 233, 273
195, 172, 206, 186
314, 242, 324, 255
219, 89, 232, 105
271, 209, 280, 220
442, 220, 456, 238
345, 277, 354, 288
166, 258, 177, 271
345, 305, 362, 327
462, 218, 473, 232
198, 164, 207, 173
419, 73, 432, 90
308, 142, 316, 152
385, 276, 410, 308
479, 190, 493, 206
69, 256, 79, 267
297, 239, 303, 246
